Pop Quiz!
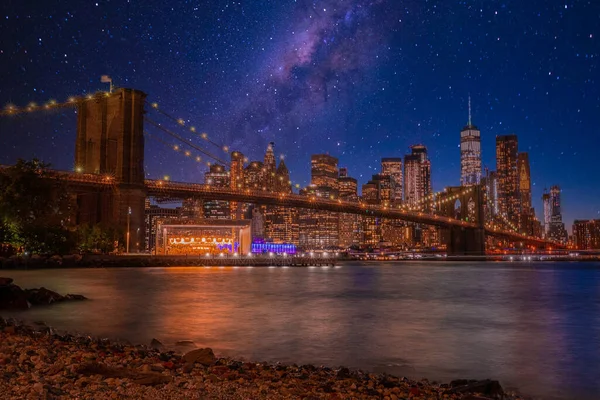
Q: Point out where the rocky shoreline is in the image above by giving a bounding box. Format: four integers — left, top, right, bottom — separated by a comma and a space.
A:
0, 277, 87, 310
0, 318, 530, 400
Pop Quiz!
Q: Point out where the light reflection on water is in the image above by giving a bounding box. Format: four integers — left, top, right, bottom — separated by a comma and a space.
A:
3, 262, 600, 400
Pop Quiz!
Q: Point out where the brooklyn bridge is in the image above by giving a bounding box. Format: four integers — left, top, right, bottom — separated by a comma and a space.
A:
0, 88, 563, 255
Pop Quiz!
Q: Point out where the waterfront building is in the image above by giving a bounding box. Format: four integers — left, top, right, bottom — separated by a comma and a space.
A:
460, 98, 482, 186
496, 135, 519, 227
203, 164, 230, 219
573, 220, 600, 250
381, 158, 403, 204
404, 145, 431, 206
311, 154, 339, 190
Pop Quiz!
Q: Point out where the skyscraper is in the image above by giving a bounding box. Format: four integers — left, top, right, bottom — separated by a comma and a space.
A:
311, 154, 339, 189
230, 151, 245, 191
546, 185, 568, 243
264, 142, 276, 191
460, 97, 482, 186
361, 180, 381, 245
517, 152, 534, 234
496, 135, 519, 226
230, 151, 245, 219
244, 161, 264, 190
404, 145, 432, 206
338, 171, 361, 248
542, 191, 552, 234
381, 158, 403, 204
265, 158, 299, 244
517, 153, 532, 211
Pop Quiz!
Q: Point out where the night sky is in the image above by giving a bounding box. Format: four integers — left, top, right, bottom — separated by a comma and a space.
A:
0, 0, 599, 228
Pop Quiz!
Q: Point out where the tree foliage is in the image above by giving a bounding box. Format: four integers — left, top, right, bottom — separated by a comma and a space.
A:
0, 159, 75, 255
77, 223, 122, 254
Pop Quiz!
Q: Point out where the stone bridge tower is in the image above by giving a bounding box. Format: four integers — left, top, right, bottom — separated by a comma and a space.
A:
74, 88, 147, 252
438, 185, 486, 255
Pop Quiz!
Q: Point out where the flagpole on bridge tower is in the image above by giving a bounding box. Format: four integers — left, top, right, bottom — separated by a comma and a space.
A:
101, 75, 113, 93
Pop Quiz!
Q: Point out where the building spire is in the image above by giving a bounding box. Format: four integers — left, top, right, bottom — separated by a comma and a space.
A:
468, 94, 472, 126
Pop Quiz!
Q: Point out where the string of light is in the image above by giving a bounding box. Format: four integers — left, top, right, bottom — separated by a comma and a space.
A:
146, 101, 230, 154
144, 117, 228, 165
0, 91, 112, 117
144, 130, 213, 168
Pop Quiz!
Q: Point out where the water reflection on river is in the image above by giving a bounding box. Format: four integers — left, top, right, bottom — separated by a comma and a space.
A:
3, 262, 600, 400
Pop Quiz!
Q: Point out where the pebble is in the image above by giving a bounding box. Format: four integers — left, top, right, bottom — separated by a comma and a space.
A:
0, 317, 528, 400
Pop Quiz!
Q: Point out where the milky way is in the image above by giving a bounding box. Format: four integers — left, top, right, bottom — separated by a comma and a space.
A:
223, 0, 394, 152
0, 0, 599, 226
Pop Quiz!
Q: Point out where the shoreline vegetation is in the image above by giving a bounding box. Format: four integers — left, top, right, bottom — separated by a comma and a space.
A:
0, 317, 527, 400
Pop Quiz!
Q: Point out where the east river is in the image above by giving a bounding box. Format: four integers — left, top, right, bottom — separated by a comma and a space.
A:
3, 262, 600, 400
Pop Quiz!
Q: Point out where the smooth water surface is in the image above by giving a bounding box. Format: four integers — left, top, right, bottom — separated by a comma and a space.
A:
3, 262, 600, 399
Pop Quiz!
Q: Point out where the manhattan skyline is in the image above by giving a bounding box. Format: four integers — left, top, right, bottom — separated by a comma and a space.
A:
0, 0, 598, 228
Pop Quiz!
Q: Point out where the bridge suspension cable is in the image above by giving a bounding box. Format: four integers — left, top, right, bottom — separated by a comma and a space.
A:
144, 117, 228, 165
144, 130, 213, 168
0, 91, 113, 117
146, 101, 230, 154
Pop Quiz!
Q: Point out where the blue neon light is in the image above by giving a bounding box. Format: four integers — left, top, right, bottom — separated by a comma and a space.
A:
251, 242, 297, 254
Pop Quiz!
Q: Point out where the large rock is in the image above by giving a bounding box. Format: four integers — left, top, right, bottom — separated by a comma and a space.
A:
25, 287, 65, 305
182, 348, 216, 366
449, 379, 504, 398
0, 277, 14, 286
0, 284, 30, 310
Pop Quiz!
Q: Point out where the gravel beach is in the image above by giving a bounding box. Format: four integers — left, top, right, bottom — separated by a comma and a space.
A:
0, 318, 528, 400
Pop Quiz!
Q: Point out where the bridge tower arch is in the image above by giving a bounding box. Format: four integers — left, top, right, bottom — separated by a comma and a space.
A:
74, 88, 147, 252
438, 185, 486, 256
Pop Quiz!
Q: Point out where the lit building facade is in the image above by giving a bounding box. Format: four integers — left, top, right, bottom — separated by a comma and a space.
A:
573, 220, 600, 250
265, 159, 299, 244
203, 164, 230, 219
338, 174, 361, 248
496, 135, 519, 226
298, 185, 339, 249
404, 145, 432, 206
311, 154, 339, 189
381, 158, 403, 204
155, 220, 251, 255
460, 101, 482, 186
245, 161, 264, 190
361, 181, 381, 246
